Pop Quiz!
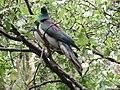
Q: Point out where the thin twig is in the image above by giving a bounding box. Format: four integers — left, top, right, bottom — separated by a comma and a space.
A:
84, 0, 97, 10
28, 48, 45, 85
92, 50, 120, 64
104, 11, 113, 18
0, 47, 32, 52
24, 0, 34, 15
29, 80, 62, 90
9, 52, 15, 68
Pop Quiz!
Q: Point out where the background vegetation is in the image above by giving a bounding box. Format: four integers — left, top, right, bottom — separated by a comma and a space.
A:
0, 0, 120, 90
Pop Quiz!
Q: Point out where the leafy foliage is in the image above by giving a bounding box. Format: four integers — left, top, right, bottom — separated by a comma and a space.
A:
0, 0, 120, 90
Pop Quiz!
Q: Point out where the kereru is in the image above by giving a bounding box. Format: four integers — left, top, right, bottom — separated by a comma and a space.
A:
34, 6, 82, 76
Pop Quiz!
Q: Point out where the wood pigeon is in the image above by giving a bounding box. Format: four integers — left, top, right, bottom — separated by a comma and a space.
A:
34, 6, 82, 76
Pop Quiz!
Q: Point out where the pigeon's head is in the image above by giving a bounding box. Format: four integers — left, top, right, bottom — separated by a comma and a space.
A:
41, 6, 48, 14
38, 6, 49, 22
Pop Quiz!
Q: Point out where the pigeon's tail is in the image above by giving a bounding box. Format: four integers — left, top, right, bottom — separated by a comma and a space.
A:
69, 51, 82, 76
59, 42, 82, 76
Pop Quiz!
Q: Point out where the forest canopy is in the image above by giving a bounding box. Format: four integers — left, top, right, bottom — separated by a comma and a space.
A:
0, 0, 120, 90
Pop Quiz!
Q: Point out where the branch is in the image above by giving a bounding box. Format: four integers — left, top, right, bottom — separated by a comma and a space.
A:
6, 1, 86, 88
0, 22, 86, 89
24, 0, 34, 15
84, 0, 97, 10
29, 80, 62, 90
9, 25, 78, 89
92, 49, 120, 64
0, 47, 32, 52
104, 11, 113, 18
20, 35, 77, 90
11, 25, 21, 36
83, 59, 95, 77
0, 29, 21, 41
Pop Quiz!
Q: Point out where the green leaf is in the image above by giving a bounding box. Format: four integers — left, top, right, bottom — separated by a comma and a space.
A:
57, 83, 70, 90
104, 48, 111, 56
106, 38, 112, 47
117, 55, 120, 61
20, 7, 29, 14
5, 19, 11, 32
40, 0, 47, 3
89, 37, 97, 45
59, 9, 66, 18
0, 0, 3, 4
29, 0, 36, 2
78, 32, 89, 45
96, 0, 100, 4
29, 15, 38, 24
10, 70, 18, 80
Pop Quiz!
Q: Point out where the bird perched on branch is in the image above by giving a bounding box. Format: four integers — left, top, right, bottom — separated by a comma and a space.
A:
34, 6, 82, 76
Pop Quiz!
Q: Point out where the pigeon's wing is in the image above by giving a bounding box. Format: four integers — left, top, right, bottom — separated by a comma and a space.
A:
41, 20, 80, 50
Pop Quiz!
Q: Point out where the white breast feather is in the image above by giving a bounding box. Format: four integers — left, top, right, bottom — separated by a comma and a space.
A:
34, 25, 59, 48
